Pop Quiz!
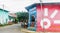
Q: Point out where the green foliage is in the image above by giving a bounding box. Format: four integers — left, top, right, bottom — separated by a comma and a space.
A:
0, 23, 8, 27
14, 17, 19, 23
16, 12, 29, 22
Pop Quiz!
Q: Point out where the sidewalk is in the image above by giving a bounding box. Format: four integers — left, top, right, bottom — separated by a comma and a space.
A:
20, 28, 60, 33
21, 28, 42, 33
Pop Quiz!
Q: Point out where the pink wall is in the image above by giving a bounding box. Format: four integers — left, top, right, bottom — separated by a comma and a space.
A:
36, 4, 60, 32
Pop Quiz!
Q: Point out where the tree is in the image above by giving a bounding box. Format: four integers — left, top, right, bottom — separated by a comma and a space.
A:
16, 12, 29, 22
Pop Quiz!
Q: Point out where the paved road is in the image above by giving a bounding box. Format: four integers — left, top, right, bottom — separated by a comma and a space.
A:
0, 23, 25, 33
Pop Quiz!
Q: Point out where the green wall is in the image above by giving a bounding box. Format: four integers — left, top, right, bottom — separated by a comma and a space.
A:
0, 9, 9, 24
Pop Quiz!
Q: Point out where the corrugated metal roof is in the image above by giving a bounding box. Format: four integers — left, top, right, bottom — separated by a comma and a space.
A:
0, 8, 9, 12
25, 3, 36, 11
25, 3, 60, 11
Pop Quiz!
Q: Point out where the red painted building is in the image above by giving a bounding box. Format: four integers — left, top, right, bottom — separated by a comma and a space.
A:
26, 3, 60, 32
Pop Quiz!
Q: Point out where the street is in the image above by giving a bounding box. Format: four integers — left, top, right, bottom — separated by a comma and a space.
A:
0, 23, 60, 33
0, 23, 25, 33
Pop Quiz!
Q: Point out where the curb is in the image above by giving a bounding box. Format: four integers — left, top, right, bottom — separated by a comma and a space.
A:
21, 28, 40, 33
20, 28, 60, 33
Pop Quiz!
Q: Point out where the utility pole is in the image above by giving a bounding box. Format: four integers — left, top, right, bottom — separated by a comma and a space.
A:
2, 4, 4, 24
39, 0, 45, 33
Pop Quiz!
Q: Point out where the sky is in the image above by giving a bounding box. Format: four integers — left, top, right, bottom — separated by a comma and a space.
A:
0, 0, 60, 13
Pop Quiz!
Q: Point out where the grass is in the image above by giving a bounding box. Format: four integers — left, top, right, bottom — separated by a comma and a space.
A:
0, 23, 12, 27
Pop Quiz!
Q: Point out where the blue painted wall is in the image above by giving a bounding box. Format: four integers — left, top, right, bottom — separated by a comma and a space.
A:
26, 4, 37, 31
0, 9, 9, 24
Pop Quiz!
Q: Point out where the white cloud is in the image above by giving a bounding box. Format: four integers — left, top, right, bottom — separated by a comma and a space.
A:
42, 0, 60, 3
2, 0, 39, 13
0, 0, 60, 13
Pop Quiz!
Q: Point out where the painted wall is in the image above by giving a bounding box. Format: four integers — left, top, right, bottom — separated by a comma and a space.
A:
0, 9, 9, 24
36, 3, 60, 32
26, 3, 60, 32
28, 7, 36, 27
26, 4, 37, 31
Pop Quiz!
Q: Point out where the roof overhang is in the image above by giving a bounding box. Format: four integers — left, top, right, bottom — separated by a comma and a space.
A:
25, 3, 60, 11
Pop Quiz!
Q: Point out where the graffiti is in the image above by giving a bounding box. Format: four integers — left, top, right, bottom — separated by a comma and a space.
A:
37, 5, 60, 32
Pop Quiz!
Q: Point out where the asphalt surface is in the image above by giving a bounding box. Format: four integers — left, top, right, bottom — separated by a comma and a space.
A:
0, 23, 25, 33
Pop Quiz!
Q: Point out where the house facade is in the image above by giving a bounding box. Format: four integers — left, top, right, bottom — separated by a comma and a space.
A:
9, 13, 17, 23
26, 3, 60, 32
0, 9, 9, 24
26, 4, 37, 31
